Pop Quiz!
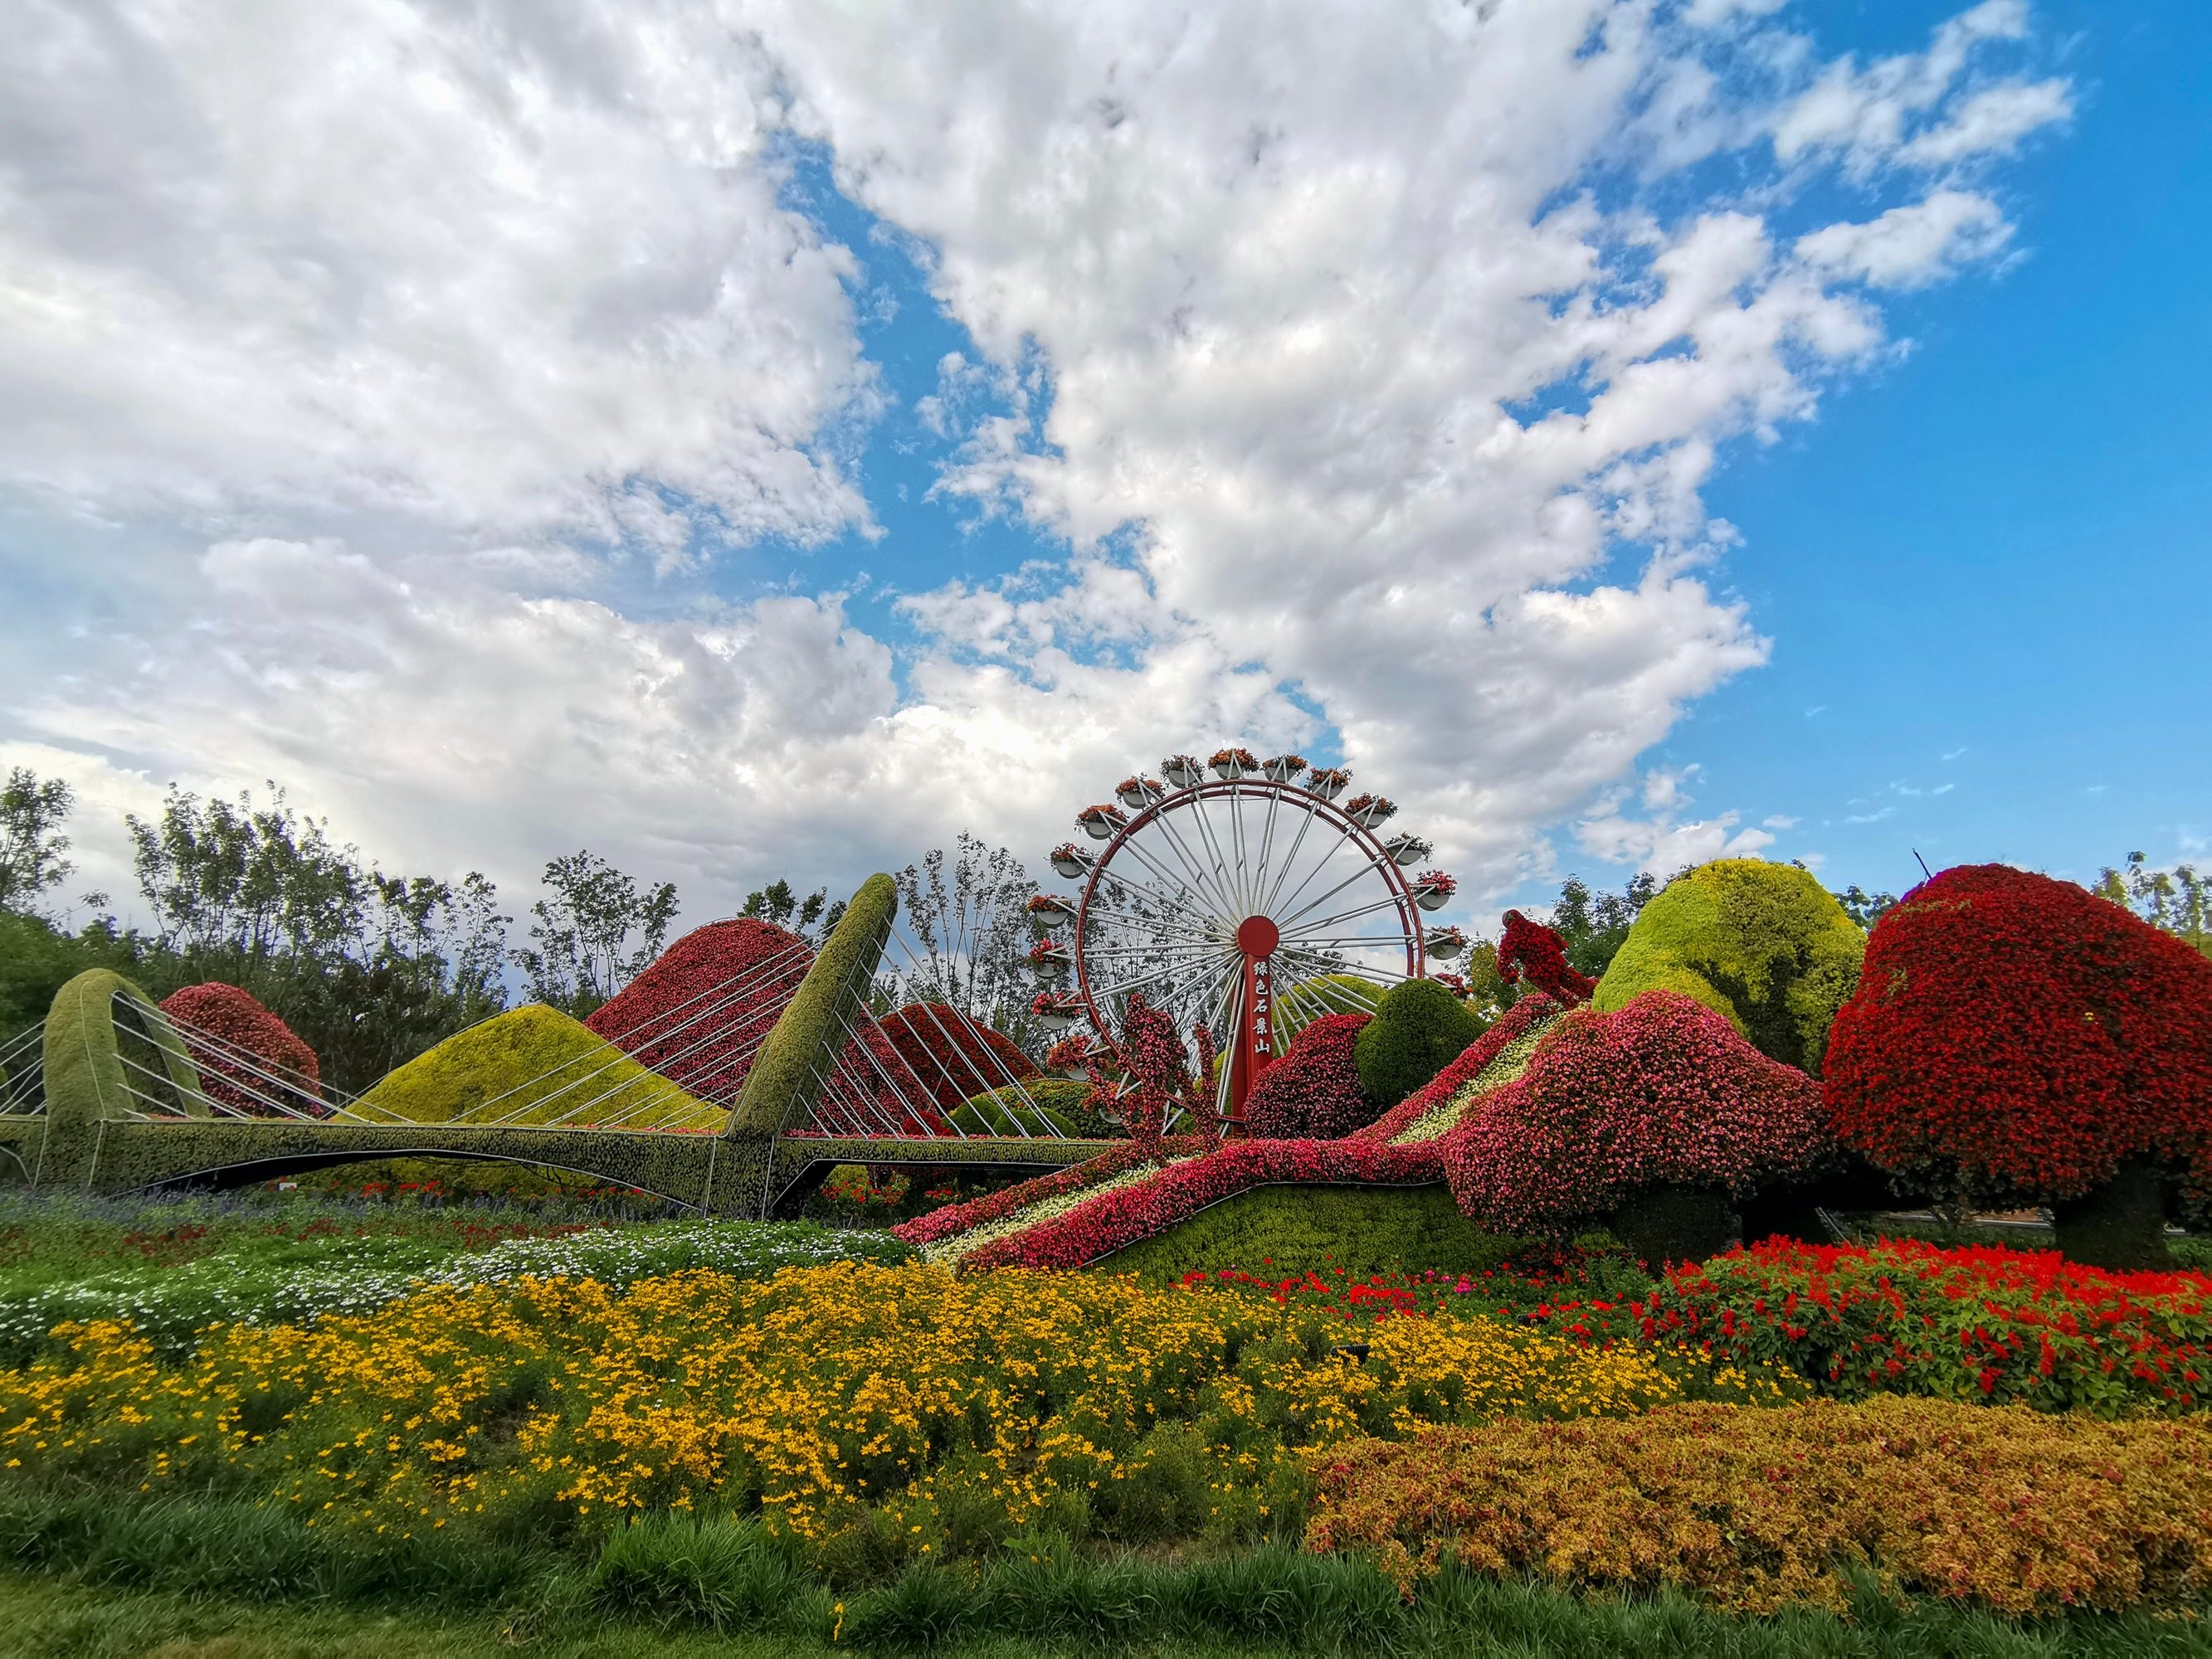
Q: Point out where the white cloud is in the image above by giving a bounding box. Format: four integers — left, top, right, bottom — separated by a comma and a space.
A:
1900, 79, 2073, 166
0, 1, 2068, 932
1574, 767, 1777, 875
1797, 190, 2013, 289
0, 0, 878, 543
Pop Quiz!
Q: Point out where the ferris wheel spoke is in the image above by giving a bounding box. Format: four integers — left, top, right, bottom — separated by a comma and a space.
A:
1277, 845, 1396, 932
1252, 784, 1284, 915
1259, 795, 1320, 915
1173, 790, 1244, 918
1279, 893, 1412, 943
1267, 809, 1375, 921
1279, 932, 1426, 951
1134, 784, 1243, 920
1080, 898, 1211, 938
1274, 942, 1418, 983
1089, 948, 1240, 1008
1117, 827, 1239, 932
1225, 786, 1253, 913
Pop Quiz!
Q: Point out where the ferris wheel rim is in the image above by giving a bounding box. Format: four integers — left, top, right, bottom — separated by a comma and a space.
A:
1068, 776, 1426, 1050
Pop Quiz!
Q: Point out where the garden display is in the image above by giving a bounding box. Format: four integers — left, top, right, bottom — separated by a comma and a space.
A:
2, 839, 2210, 1647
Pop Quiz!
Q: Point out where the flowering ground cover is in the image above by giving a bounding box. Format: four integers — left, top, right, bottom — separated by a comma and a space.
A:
0, 1261, 1772, 1580
1512, 1236, 2212, 1416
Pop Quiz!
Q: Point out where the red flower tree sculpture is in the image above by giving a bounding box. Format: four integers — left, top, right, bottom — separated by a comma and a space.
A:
1088, 992, 1217, 1145
1496, 909, 1596, 1005
1825, 864, 2212, 1268
158, 983, 322, 1117
1447, 990, 1827, 1264
1244, 1011, 1373, 1139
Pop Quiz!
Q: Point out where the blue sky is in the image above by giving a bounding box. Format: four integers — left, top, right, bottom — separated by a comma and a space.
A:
0, 0, 2198, 935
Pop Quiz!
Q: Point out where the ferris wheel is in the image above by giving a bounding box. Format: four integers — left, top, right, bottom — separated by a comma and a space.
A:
1029, 748, 1466, 1133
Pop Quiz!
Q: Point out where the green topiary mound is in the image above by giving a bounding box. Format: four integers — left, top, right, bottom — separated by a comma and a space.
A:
951, 1078, 1117, 1138
1352, 980, 1487, 1108
1594, 859, 1864, 1073
1094, 1185, 1525, 1282
362, 1005, 721, 1130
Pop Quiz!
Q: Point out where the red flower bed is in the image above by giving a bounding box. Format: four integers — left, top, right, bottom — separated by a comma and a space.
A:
892, 1136, 1206, 1246
1825, 864, 2212, 1204
878, 1002, 1040, 1109
1527, 1236, 2212, 1416
158, 983, 321, 1117
1245, 1013, 1372, 1138
958, 1137, 1443, 1270
585, 918, 810, 1102
1496, 909, 1595, 1005
1352, 992, 1561, 1144
1447, 991, 1826, 1233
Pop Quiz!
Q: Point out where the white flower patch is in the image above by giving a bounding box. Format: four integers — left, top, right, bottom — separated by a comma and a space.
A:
1389, 1020, 1555, 1146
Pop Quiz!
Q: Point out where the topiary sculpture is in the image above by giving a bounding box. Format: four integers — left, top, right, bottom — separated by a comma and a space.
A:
585, 918, 811, 1102
363, 1004, 720, 1129
956, 1078, 1118, 1139
1825, 864, 2212, 1269
1244, 1012, 1373, 1139
1446, 990, 1829, 1267
878, 1002, 1040, 1109
1497, 911, 1595, 1005
1353, 979, 1487, 1109
158, 982, 321, 1117
1594, 859, 1864, 1073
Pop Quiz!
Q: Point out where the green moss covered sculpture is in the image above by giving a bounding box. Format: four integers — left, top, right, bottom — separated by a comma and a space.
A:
1593, 859, 1864, 1073
360, 1004, 720, 1130
1275, 974, 1383, 1040
1353, 979, 1487, 1108
950, 1078, 1113, 1138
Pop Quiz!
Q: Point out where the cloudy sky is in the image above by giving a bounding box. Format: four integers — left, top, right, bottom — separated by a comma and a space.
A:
2, 0, 2203, 938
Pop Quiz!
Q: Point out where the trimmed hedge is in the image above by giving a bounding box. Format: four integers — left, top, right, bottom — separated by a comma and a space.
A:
1594, 859, 1864, 1073
950, 1078, 1113, 1138
1095, 1184, 1524, 1282
1307, 1396, 2212, 1614
360, 1005, 720, 1130
1244, 1013, 1372, 1138
1353, 980, 1487, 1108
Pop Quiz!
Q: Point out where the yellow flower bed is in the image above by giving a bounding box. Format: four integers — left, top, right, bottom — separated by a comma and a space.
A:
0, 1263, 1791, 1574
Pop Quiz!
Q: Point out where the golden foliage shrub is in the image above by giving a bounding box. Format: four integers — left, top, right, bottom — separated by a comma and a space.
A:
1306, 1395, 2212, 1614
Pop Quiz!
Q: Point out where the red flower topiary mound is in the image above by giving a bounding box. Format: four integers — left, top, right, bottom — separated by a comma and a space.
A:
586, 918, 812, 1103
1825, 864, 2212, 1210
158, 982, 321, 1117
1244, 1013, 1373, 1139
818, 1023, 947, 1138
878, 1002, 1040, 1110
1446, 990, 1827, 1236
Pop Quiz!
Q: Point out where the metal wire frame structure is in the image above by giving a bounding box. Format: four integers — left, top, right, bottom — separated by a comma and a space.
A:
1039, 752, 1465, 1131
19, 916, 1077, 1145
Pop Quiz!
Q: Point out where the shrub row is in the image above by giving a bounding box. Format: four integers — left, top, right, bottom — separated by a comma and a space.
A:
1527, 1237, 2212, 1416
1306, 1396, 2212, 1616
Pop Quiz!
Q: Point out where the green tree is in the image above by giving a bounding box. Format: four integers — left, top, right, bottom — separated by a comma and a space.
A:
1830, 883, 1898, 929
511, 850, 678, 1019
890, 834, 1045, 1052
2096, 852, 2211, 961
0, 768, 77, 918
1548, 871, 1661, 979
739, 878, 845, 942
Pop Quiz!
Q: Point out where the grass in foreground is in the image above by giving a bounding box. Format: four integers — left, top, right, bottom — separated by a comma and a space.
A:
2, 1493, 2210, 1657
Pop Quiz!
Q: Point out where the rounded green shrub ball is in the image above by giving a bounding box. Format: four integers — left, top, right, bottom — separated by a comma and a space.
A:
1593, 859, 1864, 1074
1353, 979, 1488, 1108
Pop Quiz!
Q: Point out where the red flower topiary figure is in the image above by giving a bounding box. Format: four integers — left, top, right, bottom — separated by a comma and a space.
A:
1089, 993, 1216, 1145
158, 983, 322, 1117
1825, 864, 2212, 1269
1244, 1012, 1373, 1139
878, 1002, 1040, 1110
1447, 990, 1827, 1265
1496, 909, 1596, 1005
586, 918, 811, 1103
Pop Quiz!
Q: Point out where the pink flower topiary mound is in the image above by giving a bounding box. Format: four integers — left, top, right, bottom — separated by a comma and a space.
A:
878, 1002, 1040, 1109
158, 982, 321, 1116
1446, 990, 1827, 1242
586, 918, 811, 1102
1244, 1012, 1372, 1139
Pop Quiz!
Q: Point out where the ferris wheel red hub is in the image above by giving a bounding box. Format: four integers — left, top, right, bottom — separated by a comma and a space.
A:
1235, 915, 1281, 956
